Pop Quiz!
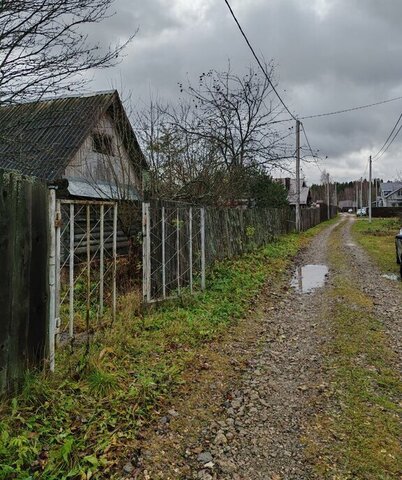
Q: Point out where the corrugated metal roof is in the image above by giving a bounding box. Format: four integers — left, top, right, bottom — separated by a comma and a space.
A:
0, 91, 147, 180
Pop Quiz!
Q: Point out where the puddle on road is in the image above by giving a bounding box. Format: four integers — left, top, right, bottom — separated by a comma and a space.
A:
291, 264, 329, 294
345, 242, 357, 248
381, 273, 400, 282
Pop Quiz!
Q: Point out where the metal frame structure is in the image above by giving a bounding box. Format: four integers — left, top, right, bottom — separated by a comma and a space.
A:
48, 197, 118, 371
142, 202, 206, 303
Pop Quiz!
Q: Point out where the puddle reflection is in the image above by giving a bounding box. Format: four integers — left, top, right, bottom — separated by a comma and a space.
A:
381, 273, 400, 282
291, 264, 329, 294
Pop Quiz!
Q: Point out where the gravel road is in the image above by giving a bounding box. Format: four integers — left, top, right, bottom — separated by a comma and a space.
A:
134, 215, 401, 480
188, 215, 401, 480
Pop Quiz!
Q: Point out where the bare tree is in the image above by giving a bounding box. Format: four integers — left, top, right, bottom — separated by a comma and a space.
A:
133, 64, 295, 203
175, 63, 295, 172
0, 0, 135, 105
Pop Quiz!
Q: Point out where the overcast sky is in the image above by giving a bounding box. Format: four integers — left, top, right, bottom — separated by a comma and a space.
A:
87, 0, 402, 185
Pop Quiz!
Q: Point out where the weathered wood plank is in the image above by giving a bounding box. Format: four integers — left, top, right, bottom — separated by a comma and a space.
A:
0, 170, 49, 394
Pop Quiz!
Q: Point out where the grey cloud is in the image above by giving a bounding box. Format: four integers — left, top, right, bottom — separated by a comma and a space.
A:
85, 0, 402, 183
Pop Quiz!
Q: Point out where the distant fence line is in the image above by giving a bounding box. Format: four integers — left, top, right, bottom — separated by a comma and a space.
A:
372, 207, 402, 218
142, 200, 328, 303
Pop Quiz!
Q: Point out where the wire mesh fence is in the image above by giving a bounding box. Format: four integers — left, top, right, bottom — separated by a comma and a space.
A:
142, 200, 205, 303
47, 198, 327, 369
142, 201, 299, 303
55, 200, 119, 346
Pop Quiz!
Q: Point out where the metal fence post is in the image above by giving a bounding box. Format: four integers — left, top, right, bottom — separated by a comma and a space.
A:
48, 188, 56, 372
142, 202, 147, 302
200, 207, 206, 291
161, 206, 166, 299
55, 200, 61, 344
176, 208, 180, 294
86, 204, 91, 335
112, 202, 117, 322
142, 202, 151, 303
189, 206, 193, 293
69, 203, 74, 339
99, 204, 104, 316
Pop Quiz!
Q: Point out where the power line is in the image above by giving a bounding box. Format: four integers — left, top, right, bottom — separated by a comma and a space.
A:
374, 121, 402, 162
372, 112, 402, 160
300, 122, 317, 159
299, 95, 402, 120
223, 0, 297, 121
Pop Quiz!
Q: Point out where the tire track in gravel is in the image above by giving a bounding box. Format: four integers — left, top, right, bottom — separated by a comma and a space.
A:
136, 216, 401, 479
190, 219, 343, 480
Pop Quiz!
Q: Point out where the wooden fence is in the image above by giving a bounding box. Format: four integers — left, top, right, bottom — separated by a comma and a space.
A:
0, 170, 49, 395
300, 207, 321, 231
372, 207, 402, 218
142, 202, 326, 302
204, 206, 294, 263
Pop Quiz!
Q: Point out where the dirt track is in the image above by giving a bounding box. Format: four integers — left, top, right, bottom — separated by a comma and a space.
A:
137, 215, 402, 479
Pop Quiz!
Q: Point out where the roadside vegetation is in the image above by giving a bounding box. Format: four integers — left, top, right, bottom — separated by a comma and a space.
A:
352, 217, 401, 276
0, 220, 336, 480
306, 220, 402, 479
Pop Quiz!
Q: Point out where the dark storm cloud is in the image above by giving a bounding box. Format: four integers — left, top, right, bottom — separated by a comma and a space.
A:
87, 0, 402, 182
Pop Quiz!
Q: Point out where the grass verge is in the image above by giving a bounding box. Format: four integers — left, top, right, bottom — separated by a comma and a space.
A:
352, 217, 401, 276
0, 220, 336, 480
305, 219, 402, 479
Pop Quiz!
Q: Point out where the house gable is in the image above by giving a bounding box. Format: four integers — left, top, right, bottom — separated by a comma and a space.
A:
64, 112, 141, 193
0, 90, 147, 187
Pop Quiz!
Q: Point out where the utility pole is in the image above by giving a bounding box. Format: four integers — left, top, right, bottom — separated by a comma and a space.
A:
368, 155, 372, 222
326, 173, 330, 220
295, 119, 301, 232
360, 176, 363, 209
355, 181, 358, 212
334, 181, 338, 211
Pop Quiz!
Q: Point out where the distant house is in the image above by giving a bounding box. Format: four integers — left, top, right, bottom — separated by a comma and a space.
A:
338, 200, 357, 212
275, 177, 312, 207
0, 90, 147, 200
377, 181, 402, 207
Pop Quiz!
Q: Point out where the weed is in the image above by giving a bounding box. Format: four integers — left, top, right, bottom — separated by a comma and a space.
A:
0, 225, 324, 479
352, 217, 401, 276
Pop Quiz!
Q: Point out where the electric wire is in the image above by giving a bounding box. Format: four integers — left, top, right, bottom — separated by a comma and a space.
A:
372, 112, 402, 160
223, 0, 402, 180
300, 122, 317, 160
223, 0, 297, 121
299, 95, 402, 120
375, 121, 402, 161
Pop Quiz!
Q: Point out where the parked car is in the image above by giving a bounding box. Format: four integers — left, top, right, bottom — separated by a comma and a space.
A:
396, 228, 402, 278
356, 207, 367, 217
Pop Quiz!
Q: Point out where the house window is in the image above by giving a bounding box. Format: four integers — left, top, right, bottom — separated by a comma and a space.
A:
92, 133, 114, 156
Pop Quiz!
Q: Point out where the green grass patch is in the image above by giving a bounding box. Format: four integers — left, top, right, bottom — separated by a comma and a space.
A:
0, 226, 317, 480
306, 221, 402, 479
352, 217, 401, 276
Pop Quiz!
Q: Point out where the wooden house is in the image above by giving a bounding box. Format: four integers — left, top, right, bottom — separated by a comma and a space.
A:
0, 90, 147, 200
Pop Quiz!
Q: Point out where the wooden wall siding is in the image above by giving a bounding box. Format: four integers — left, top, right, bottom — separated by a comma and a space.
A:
0, 170, 49, 395
64, 113, 141, 190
